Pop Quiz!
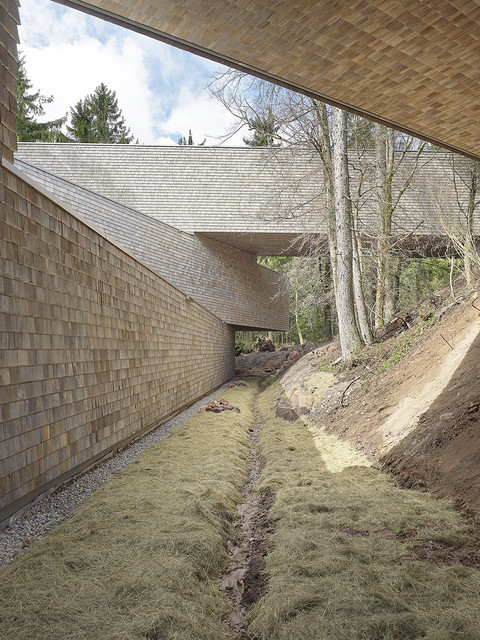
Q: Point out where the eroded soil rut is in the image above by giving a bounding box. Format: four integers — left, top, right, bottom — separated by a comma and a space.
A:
220, 395, 274, 638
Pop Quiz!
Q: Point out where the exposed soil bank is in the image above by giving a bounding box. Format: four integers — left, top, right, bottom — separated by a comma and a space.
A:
259, 295, 480, 513
235, 288, 480, 513
248, 381, 480, 640
323, 300, 480, 511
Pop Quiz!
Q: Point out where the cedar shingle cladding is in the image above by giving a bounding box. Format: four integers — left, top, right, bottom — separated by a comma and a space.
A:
16, 143, 475, 255
15, 157, 289, 330
54, 0, 480, 160
1, 163, 235, 523
0, 0, 19, 163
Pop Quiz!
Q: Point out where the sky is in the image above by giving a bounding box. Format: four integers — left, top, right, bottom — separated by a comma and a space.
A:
18, 0, 247, 145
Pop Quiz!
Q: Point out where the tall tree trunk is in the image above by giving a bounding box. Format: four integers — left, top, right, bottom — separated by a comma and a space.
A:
320, 257, 333, 341
384, 257, 400, 323
317, 102, 337, 291
333, 108, 363, 359
294, 290, 304, 345
351, 176, 373, 344
374, 124, 394, 328
352, 230, 373, 344
464, 160, 479, 285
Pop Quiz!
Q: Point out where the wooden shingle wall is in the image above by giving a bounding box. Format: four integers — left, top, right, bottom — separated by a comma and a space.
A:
14, 158, 290, 330
15, 144, 474, 255
0, 0, 19, 163
0, 164, 235, 524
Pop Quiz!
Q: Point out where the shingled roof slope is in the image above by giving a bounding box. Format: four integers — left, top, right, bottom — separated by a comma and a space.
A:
14, 155, 289, 329
51, 1, 480, 160
16, 143, 474, 255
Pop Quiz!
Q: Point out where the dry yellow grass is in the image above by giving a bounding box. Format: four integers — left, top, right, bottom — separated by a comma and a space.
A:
250, 382, 480, 640
3, 378, 480, 640
0, 382, 257, 640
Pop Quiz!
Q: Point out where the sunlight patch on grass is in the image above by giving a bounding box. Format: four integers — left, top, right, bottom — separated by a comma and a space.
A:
0, 382, 258, 640
251, 382, 480, 640
305, 419, 371, 473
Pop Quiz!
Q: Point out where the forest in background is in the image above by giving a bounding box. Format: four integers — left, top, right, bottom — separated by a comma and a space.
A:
208, 70, 479, 355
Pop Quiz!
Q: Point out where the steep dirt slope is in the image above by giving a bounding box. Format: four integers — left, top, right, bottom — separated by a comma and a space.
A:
242, 293, 480, 513
313, 299, 480, 511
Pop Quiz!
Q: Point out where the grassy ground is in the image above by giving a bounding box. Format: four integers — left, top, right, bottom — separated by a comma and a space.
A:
250, 382, 480, 640
0, 382, 258, 640
3, 378, 480, 639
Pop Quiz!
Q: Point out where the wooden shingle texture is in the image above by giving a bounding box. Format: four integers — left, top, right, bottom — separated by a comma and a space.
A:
54, 0, 480, 160
0, 162, 235, 524
15, 157, 289, 330
0, 0, 19, 163
16, 143, 474, 256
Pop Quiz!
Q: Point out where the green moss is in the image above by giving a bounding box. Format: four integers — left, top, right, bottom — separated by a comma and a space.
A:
380, 316, 438, 371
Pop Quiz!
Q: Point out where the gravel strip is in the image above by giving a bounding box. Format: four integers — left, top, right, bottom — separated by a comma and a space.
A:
0, 382, 232, 570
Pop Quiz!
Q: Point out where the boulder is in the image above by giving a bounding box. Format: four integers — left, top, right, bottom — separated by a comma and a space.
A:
275, 398, 299, 422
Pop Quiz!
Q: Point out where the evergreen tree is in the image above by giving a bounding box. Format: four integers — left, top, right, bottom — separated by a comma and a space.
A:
67, 83, 134, 143
178, 129, 205, 145
68, 99, 94, 143
243, 109, 280, 147
16, 55, 67, 142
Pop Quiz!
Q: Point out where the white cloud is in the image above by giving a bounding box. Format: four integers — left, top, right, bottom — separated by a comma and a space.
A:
18, 0, 246, 146
157, 87, 247, 146
155, 136, 179, 146
21, 37, 155, 142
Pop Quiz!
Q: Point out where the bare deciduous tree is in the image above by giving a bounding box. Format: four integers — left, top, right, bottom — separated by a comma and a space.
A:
333, 108, 363, 358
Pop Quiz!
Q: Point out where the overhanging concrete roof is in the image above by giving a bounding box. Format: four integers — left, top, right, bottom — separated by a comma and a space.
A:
54, 0, 480, 161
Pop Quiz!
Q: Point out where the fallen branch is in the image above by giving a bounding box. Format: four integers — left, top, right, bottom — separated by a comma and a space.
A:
199, 399, 241, 414
341, 370, 371, 407
439, 333, 453, 350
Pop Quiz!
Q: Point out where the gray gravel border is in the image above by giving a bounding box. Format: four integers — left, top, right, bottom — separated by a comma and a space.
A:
0, 382, 232, 570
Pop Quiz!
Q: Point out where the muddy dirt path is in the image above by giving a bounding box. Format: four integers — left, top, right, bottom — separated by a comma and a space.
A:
220, 394, 274, 638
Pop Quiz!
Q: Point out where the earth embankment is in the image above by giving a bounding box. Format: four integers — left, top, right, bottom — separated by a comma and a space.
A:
272, 295, 480, 512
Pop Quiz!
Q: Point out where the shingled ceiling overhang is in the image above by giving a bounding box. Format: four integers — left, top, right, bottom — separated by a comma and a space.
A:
54, 0, 480, 161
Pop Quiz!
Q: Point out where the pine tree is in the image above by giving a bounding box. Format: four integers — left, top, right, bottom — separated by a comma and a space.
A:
178, 129, 205, 145
68, 99, 94, 143
177, 129, 207, 147
16, 55, 67, 142
67, 83, 134, 143
243, 109, 280, 147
